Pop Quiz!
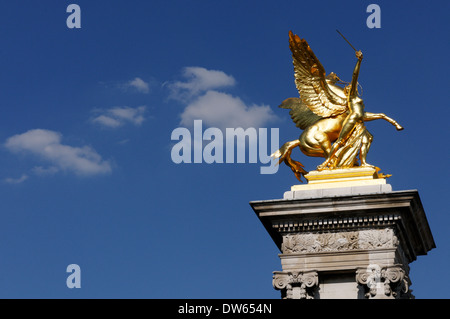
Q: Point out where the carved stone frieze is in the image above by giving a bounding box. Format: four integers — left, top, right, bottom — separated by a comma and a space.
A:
359, 228, 399, 249
273, 270, 319, 299
281, 228, 398, 254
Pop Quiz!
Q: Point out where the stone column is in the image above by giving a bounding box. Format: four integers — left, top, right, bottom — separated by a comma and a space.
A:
250, 168, 435, 299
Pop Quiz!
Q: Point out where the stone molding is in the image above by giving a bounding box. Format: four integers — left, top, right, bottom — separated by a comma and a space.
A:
273, 270, 319, 299
273, 214, 401, 233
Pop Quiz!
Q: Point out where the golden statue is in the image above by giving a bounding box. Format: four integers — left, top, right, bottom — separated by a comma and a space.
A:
273, 31, 403, 182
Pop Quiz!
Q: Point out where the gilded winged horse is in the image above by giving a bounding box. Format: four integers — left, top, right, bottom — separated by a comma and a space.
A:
272, 31, 403, 182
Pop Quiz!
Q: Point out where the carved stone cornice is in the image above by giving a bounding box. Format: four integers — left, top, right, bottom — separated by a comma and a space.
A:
356, 265, 412, 299
274, 214, 401, 233
250, 190, 435, 263
273, 270, 319, 299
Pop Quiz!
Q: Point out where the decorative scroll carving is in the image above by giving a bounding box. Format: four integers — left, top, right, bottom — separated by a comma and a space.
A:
356, 264, 412, 299
273, 270, 319, 299
359, 228, 399, 249
282, 228, 398, 254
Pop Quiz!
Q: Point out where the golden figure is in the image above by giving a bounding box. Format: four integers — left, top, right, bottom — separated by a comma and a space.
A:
272, 31, 403, 182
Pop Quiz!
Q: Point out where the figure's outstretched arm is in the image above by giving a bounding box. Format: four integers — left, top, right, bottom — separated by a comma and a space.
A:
349, 51, 363, 97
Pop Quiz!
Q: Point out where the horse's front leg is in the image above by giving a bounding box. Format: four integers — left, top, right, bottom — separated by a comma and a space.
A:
364, 112, 404, 131
271, 140, 308, 182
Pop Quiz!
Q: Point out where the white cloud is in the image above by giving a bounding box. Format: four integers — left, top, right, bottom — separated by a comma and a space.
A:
4, 174, 28, 184
125, 77, 150, 94
169, 66, 278, 129
168, 67, 277, 129
4, 129, 112, 176
91, 106, 147, 128
180, 91, 277, 129
168, 67, 236, 100
32, 166, 59, 176
92, 115, 122, 128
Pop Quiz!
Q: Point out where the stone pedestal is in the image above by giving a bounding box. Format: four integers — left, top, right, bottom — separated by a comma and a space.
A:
250, 168, 435, 299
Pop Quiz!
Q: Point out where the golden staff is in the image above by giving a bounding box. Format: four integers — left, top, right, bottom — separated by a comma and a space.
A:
336, 29, 358, 52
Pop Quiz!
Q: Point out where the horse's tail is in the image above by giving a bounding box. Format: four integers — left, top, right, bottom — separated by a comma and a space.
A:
271, 140, 308, 182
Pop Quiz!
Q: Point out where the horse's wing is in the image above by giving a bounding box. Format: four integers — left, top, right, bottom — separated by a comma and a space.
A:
289, 31, 348, 118
279, 97, 323, 130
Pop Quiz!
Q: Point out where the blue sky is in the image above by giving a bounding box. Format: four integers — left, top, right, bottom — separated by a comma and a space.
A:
0, 0, 448, 298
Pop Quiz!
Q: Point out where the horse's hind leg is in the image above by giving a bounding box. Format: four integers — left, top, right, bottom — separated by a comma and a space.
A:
313, 131, 332, 158
299, 130, 329, 158
299, 129, 336, 171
